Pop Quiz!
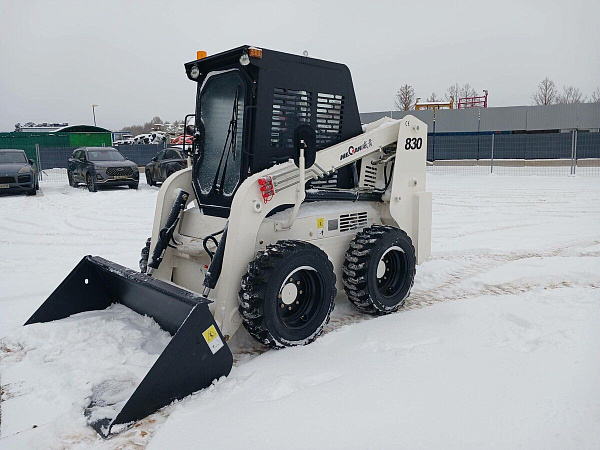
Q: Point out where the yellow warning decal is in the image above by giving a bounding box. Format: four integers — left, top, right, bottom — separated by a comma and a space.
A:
317, 218, 324, 228
203, 325, 218, 344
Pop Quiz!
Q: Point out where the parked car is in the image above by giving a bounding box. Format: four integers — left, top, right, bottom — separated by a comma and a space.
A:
0, 149, 38, 196
67, 147, 139, 192
145, 147, 187, 186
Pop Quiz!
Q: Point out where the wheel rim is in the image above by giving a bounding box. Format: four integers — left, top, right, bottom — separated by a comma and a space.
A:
376, 246, 408, 299
277, 266, 324, 330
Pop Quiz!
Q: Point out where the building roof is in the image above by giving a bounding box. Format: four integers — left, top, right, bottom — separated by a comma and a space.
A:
54, 125, 112, 133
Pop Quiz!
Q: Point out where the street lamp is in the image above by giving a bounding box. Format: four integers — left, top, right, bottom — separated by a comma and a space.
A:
92, 104, 98, 126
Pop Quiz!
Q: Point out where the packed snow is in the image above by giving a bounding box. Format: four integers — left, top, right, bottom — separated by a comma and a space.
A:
1, 174, 599, 449
1, 304, 171, 437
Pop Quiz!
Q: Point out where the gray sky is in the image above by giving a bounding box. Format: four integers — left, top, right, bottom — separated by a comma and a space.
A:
1, 0, 598, 132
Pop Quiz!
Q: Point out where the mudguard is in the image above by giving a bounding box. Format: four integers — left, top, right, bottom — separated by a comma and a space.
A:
25, 255, 233, 437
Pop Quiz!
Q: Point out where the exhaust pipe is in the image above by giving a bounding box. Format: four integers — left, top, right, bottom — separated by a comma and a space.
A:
25, 255, 233, 437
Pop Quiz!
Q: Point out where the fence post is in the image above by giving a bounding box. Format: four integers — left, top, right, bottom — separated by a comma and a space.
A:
573, 129, 578, 175
490, 133, 495, 174
35, 143, 42, 181
570, 130, 575, 175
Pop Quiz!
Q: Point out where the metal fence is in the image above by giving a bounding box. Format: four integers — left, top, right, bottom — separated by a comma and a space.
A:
427, 131, 600, 176
34, 143, 166, 182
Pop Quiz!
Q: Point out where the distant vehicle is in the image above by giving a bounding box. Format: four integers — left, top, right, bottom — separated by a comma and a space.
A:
131, 132, 166, 145
0, 149, 38, 196
145, 147, 187, 186
170, 135, 193, 145
113, 138, 134, 146
133, 134, 152, 145
150, 131, 167, 143
67, 147, 139, 192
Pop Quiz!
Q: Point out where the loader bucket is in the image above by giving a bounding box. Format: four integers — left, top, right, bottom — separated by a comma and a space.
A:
25, 255, 233, 437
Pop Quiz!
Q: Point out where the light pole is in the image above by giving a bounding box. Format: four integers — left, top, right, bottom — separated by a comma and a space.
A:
92, 104, 98, 126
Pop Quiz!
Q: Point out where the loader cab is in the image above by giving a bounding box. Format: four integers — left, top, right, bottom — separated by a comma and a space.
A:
184, 46, 363, 217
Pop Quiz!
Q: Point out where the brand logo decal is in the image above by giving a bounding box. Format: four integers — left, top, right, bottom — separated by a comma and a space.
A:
340, 139, 373, 161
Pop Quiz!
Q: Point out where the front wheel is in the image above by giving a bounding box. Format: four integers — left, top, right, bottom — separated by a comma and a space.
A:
67, 171, 77, 187
129, 182, 138, 190
239, 241, 336, 348
342, 225, 416, 314
86, 173, 97, 192
146, 170, 153, 186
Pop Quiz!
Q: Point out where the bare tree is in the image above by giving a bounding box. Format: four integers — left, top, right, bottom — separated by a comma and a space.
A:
532, 77, 557, 105
459, 83, 478, 99
591, 88, 600, 103
394, 84, 415, 110
556, 85, 584, 104
427, 92, 440, 102
445, 83, 460, 103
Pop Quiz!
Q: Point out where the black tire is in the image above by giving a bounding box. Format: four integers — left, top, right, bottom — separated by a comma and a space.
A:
342, 225, 416, 314
129, 182, 139, 190
26, 188, 36, 196
146, 170, 153, 186
166, 170, 174, 180
35, 179, 39, 190
239, 241, 336, 348
67, 171, 77, 187
86, 173, 97, 192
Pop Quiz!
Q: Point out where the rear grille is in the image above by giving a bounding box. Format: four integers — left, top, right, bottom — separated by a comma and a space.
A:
0, 176, 15, 184
18, 175, 31, 183
106, 167, 133, 177
271, 87, 312, 149
339, 211, 368, 232
316, 92, 344, 149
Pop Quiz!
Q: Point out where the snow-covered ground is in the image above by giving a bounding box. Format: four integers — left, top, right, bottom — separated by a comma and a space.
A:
1, 174, 599, 449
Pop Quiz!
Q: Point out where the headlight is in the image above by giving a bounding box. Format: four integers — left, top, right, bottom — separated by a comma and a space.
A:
18, 166, 31, 173
190, 65, 200, 79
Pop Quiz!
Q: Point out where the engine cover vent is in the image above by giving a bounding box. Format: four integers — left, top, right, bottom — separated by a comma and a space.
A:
362, 165, 378, 188
339, 211, 368, 232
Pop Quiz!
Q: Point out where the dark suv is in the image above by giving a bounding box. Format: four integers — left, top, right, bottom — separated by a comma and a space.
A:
67, 147, 139, 192
0, 149, 38, 196
144, 147, 187, 186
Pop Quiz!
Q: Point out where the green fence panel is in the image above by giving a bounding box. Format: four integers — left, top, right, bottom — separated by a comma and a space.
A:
0, 132, 112, 160
0, 133, 71, 159
69, 132, 112, 147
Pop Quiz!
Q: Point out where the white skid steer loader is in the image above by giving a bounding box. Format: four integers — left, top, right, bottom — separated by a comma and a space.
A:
24, 46, 432, 436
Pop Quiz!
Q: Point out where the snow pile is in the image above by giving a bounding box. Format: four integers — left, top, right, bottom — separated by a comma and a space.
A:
0, 304, 171, 440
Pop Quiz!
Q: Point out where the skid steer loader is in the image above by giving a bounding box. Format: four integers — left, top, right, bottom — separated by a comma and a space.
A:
24, 46, 432, 437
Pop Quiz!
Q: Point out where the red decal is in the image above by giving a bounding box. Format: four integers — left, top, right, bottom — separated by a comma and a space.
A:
258, 176, 275, 204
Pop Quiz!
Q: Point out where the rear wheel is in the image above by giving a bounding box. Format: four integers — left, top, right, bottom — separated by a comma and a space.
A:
86, 173, 97, 192
146, 170, 153, 186
239, 241, 336, 348
342, 225, 416, 314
